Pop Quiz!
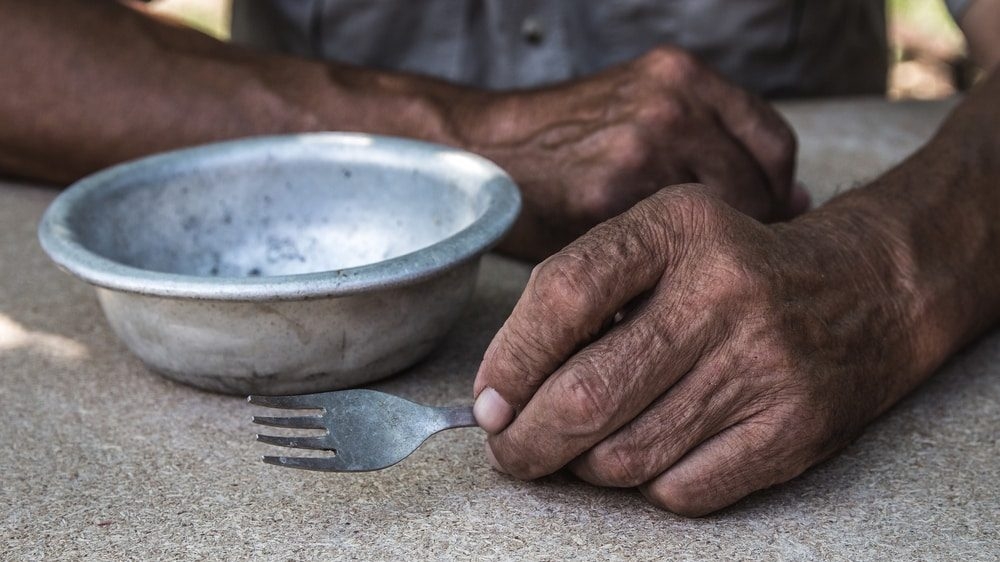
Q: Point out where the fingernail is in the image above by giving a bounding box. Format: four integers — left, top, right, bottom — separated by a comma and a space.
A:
473, 387, 514, 434
484, 442, 506, 474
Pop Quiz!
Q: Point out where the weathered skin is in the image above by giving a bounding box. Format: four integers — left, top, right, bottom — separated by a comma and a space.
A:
2, 0, 999, 517
474, 69, 1000, 515
0, 1, 798, 261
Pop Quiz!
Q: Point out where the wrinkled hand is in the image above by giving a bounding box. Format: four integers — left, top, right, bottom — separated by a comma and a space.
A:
459, 47, 806, 261
472, 186, 916, 516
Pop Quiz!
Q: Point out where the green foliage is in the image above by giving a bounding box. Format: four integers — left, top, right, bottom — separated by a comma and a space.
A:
888, 0, 962, 36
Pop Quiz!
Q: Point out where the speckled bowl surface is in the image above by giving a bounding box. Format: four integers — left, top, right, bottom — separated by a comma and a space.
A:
38, 133, 520, 394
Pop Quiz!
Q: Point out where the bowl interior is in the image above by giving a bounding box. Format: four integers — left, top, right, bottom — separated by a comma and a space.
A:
67, 142, 483, 278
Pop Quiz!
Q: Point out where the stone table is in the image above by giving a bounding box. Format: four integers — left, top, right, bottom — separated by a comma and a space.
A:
2, 98, 997, 560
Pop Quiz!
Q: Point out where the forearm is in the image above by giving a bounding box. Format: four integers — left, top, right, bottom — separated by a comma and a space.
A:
800, 69, 1000, 401
0, 0, 477, 183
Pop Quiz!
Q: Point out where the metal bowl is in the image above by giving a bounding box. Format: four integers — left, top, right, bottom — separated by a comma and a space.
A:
38, 133, 520, 395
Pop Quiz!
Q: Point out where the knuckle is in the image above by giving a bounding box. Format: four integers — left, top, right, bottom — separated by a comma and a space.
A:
731, 413, 817, 488
529, 254, 598, 319
643, 46, 700, 80
611, 126, 651, 168
637, 46, 671, 69
484, 327, 551, 401
745, 420, 809, 485
637, 96, 688, 129
631, 185, 726, 262
656, 186, 727, 231
588, 441, 650, 487
553, 360, 615, 436
661, 184, 716, 210
579, 208, 667, 281
668, 50, 701, 79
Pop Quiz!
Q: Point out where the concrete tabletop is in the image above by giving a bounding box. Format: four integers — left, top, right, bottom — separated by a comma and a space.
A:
2, 98, 997, 560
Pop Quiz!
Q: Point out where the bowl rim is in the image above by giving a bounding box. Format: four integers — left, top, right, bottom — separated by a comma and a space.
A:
37, 133, 521, 301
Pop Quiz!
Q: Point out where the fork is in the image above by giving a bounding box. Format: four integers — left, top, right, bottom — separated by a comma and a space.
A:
248, 389, 478, 472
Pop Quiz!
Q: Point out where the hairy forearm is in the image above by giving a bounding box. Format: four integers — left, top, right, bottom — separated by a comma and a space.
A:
0, 0, 477, 183
801, 69, 1000, 401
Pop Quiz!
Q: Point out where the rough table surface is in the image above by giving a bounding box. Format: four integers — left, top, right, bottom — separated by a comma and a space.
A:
2, 98, 997, 561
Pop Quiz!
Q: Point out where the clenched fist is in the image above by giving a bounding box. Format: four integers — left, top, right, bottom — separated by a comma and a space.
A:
472, 185, 930, 516
458, 47, 806, 260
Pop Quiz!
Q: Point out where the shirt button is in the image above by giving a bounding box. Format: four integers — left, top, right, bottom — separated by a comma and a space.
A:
521, 17, 545, 45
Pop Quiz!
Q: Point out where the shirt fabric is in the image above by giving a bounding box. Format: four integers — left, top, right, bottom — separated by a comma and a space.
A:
229, 0, 972, 97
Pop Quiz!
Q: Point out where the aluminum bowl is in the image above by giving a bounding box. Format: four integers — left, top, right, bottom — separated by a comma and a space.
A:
38, 133, 520, 395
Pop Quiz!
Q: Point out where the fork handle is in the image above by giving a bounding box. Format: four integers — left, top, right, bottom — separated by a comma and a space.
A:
438, 406, 478, 429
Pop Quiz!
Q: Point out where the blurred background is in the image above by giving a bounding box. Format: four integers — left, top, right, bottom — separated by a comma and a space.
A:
147, 0, 974, 100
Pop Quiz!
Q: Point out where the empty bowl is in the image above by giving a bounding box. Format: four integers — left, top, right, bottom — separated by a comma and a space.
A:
38, 133, 520, 394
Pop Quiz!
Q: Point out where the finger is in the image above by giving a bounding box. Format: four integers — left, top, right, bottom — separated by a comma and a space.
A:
775, 181, 812, 221
486, 255, 720, 479
700, 74, 797, 212
473, 191, 696, 432
683, 121, 773, 220
639, 415, 813, 517
568, 355, 747, 488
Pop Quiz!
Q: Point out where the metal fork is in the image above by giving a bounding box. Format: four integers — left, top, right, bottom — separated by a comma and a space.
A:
248, 389, 477, 472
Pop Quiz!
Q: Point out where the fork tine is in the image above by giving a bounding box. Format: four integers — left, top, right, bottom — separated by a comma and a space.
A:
262, 455, 346, 472
262, 453, 407, 472
255, 433, 332, 450
247, 394, 325, 410
252, 415, 326, 430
